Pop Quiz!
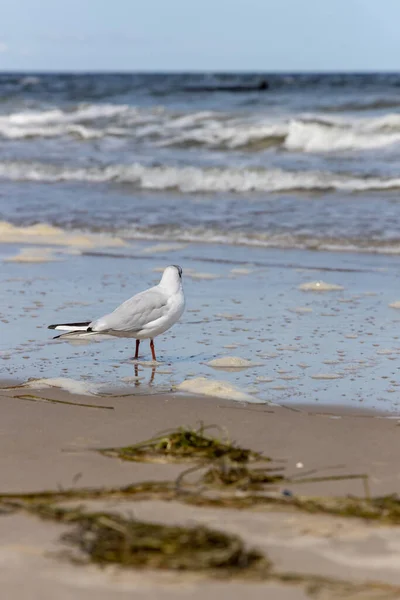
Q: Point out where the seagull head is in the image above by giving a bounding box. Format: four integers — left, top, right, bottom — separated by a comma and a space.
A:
159, 265, 183, 292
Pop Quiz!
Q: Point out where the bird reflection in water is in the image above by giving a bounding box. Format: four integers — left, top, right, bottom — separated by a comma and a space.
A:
132, 362, 156, 387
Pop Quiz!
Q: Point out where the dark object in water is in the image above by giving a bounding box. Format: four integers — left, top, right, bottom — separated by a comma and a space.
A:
183, 79, 269, 93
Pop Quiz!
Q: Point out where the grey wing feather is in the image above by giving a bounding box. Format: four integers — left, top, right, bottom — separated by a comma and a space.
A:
91, 288, 168, 333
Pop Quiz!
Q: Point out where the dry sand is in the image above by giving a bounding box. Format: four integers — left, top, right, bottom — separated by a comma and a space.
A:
1, 384, 400, 598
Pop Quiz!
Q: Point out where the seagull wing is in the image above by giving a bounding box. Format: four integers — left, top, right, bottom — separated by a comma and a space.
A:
90, 288, 168, 334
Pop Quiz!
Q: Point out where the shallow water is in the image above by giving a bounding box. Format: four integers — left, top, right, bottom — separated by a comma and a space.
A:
2, 240, 400, 412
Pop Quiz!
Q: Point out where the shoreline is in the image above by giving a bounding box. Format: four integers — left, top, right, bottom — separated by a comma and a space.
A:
2, 239, 400, 413
2, 377, 398, 417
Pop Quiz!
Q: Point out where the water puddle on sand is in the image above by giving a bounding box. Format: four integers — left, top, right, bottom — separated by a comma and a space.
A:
1, 240, 400, 412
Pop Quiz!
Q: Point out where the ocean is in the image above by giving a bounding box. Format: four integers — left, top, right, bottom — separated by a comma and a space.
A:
2, 72, 400, 411
1, 72, 400, 253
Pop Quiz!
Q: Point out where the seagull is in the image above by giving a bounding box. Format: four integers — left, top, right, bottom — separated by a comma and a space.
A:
48, 265, 185, 361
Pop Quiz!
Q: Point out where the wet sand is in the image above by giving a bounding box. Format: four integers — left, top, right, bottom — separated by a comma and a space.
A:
2, 238, 400, 412
1, 384, 400, 597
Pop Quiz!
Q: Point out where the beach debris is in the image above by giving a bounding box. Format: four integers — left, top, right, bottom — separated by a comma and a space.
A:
12, 393, 113, 410
201, 464, 284, 491
61, 509, 267, 572
100, 424, 264, 464
2, 498, 400, 597
0, 422, 400, 597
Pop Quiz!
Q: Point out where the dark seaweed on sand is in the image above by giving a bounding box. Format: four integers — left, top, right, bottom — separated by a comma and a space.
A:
202, 464, 284, 490
3, 423, 400, 600
100, 424, 265, 464
62, 510, 268, 572
3, 500, 400, 598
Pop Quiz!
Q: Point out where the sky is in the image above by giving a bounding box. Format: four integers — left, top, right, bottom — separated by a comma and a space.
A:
1, 0, 400, 72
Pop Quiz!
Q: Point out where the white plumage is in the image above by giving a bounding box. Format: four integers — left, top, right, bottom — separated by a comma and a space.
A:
48, 265, 185, 360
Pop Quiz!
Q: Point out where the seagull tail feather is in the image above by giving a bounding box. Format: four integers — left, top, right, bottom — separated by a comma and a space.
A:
52, 330, 99, 340
48, 321, 91, 332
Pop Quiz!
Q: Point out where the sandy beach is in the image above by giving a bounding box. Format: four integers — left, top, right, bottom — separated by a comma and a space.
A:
0, 381, 400, 598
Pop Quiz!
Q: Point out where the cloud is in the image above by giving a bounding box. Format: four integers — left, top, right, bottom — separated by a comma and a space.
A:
0, 42, 8, 53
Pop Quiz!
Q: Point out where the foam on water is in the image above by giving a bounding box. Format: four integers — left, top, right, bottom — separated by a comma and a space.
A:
230, 268, 254, 275
288, 306, 313, 314
2, 218, 400, 257
284, 119, 400, 152
121, 228, 400, 256
0, 104, 131, 139
0, 221, 126, 248
141, 243, 187, 254
299, 281, 345, 292
2, 103, 400, 152
4, 248, 60, 263
206, 356, 262, 370
2, 161, 400, 193
176, 376, 263, 403
310, 373, 343, 380
12, 377, 105, 396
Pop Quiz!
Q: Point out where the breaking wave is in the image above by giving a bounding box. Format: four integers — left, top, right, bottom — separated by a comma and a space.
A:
1, 160, 400, 193
2, 103, 400, 151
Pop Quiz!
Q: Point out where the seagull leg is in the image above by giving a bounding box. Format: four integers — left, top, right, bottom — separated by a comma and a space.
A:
134, 340, 140, 360
150, 339, 156, 361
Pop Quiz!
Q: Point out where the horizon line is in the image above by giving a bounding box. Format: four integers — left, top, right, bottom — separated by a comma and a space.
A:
1, 68, 400, 75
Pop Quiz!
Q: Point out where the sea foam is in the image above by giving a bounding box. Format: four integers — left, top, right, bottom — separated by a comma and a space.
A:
1, 104, 400, 152
1, 161, 400, 193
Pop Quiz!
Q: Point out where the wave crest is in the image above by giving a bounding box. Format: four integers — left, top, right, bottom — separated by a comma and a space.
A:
2, 104, 400, 151
1, 161, 400, 193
